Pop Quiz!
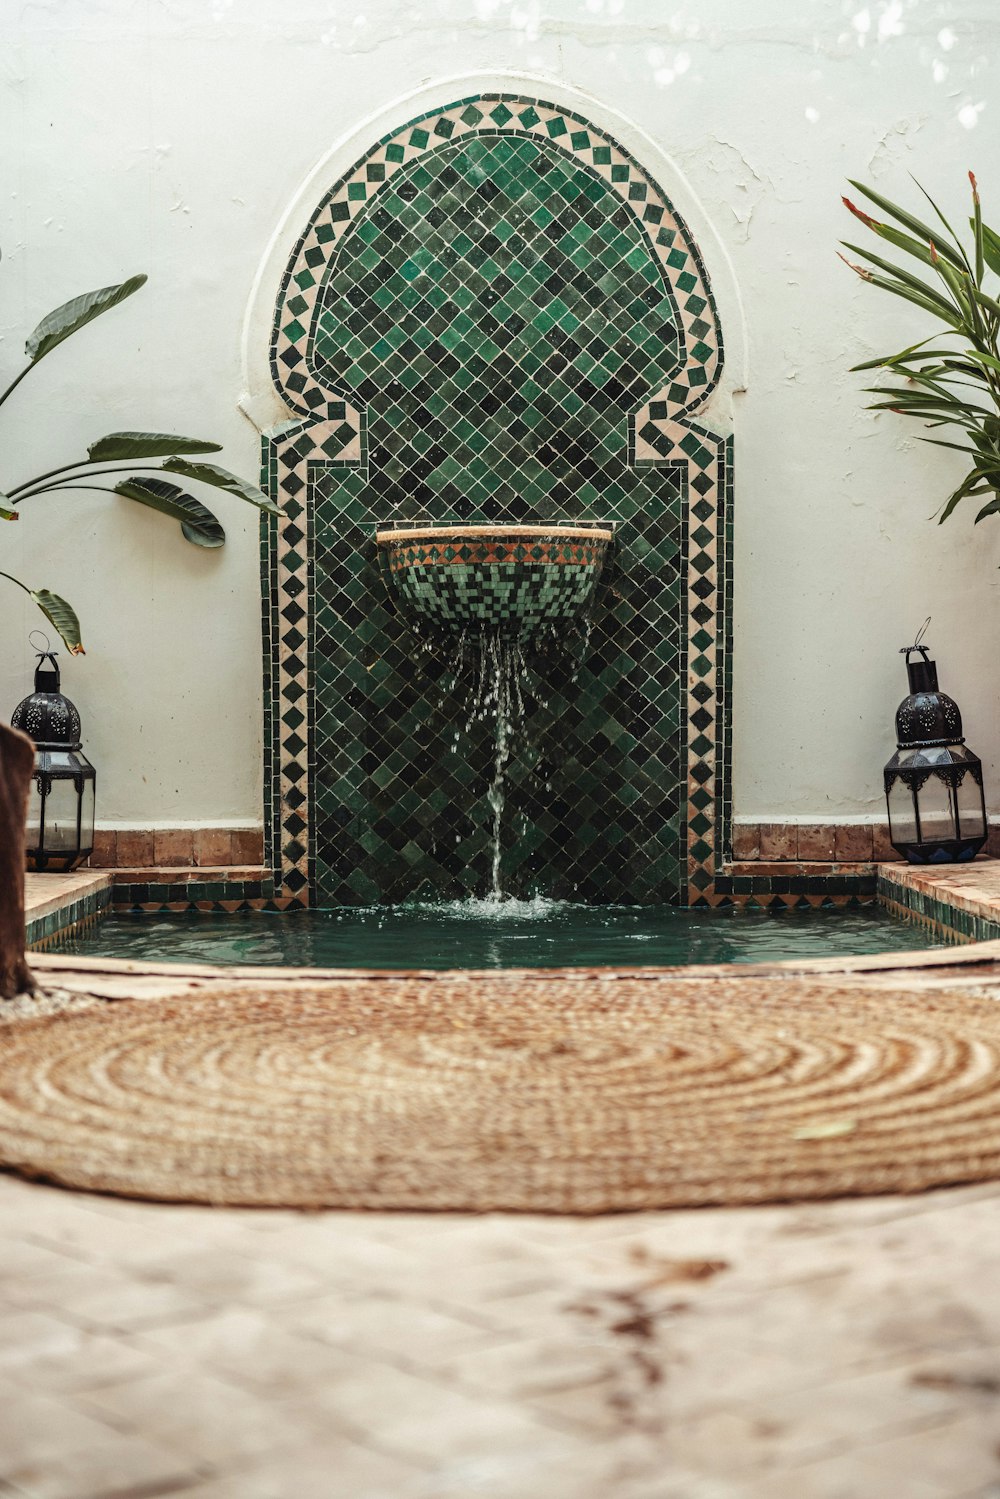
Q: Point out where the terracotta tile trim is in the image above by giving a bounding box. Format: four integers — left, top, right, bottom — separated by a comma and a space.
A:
87, 829, 264, 870
110, 866, 267, 886
733, 822, 897, 863
732, 822, 1000, 865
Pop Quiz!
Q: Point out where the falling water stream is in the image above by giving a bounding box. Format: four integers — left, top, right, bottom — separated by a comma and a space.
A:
420, 619, 584, 903
469, 632, 528, 900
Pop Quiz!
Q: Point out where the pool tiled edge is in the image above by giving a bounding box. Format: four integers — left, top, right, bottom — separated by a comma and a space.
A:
25, 872, 112, 950
26, 869, 284, 952
877, 861, 1000, 945
26, 859, 1000, 954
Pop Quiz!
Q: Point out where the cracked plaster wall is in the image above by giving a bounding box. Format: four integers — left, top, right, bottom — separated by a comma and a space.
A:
1, 0, 999, 826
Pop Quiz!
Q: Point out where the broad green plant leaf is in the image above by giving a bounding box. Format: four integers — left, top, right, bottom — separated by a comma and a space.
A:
25, 274, 147, 364
0, 571, 82, 651
31, 589, 84, 653
88, 431, 222, 462
115, 477, 225, 547
160, 457, 280, 514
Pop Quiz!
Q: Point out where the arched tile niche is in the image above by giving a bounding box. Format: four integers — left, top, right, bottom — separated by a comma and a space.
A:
261, 90, 733, 907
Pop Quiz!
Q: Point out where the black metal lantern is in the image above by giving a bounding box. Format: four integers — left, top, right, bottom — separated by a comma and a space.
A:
10, 639, 95, 872
883, 625, 987, 864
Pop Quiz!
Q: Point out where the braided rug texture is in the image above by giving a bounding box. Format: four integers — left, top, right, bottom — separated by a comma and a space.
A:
3, 975, 1000, 1210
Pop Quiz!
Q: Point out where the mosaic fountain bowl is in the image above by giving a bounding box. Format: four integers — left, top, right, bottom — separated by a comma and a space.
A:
376, 524, 614, 640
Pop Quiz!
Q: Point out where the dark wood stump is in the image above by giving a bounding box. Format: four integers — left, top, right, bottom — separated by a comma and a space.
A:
0, 721, 36, 998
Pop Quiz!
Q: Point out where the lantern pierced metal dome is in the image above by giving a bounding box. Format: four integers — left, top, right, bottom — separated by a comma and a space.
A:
10, 635, 95, 873
11, 652, 82, 748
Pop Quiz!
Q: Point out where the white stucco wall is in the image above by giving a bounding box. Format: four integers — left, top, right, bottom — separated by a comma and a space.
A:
1, 0, 998, 827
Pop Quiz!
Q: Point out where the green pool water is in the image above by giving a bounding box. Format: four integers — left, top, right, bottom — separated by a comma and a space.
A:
53, 899, 945, 970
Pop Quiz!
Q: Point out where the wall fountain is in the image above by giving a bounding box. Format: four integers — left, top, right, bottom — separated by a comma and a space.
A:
377, 522, 613, 899
262, 91, 731, 908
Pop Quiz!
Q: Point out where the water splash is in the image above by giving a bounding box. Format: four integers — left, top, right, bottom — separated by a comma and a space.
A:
413, 893, 566, 921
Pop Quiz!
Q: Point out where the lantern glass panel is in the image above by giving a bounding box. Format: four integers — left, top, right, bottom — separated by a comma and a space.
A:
41, 774, 83, 852
24, 781, 43, 851
956, 770, 986, 839
887, 778, 918, 845
78, 774, 95, 851
915, 773, 960, 844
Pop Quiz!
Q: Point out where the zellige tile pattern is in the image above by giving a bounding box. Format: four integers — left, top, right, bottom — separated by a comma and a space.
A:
263, 94, 730, 906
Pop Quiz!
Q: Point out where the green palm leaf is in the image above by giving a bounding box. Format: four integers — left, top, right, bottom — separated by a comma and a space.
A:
848, 180, 965, 268
981, 222, 1000, 278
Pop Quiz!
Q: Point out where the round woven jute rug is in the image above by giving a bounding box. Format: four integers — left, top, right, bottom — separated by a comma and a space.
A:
3, 974, 1000, 1210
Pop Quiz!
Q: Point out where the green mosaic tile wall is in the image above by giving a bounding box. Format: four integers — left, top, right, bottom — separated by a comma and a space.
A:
263, 94, 730, 907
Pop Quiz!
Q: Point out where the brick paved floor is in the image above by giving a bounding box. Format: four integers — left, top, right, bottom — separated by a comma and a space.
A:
2, 1174, 1000, 1498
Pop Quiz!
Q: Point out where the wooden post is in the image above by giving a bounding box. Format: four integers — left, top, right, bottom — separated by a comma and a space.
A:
0, 721, 36, 998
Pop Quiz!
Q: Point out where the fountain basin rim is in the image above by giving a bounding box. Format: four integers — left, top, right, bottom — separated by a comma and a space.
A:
376, 524, 614, 546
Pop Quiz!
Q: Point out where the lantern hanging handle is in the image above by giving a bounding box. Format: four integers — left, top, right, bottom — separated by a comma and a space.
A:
28, 630, 52, 657
901, 616, 932, 662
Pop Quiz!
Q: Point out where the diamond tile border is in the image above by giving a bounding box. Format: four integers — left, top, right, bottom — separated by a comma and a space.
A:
263, 93, 733, 906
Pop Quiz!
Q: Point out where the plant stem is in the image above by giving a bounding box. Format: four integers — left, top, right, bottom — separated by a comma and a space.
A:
0, 364, 35, 414
6, 459, 92, 499
45, 485, 124, 496
12, 465, 168, 503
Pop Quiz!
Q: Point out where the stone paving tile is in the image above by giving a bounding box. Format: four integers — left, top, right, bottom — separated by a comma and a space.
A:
130, 1306, 361, 1395
121, 1243, 329, 1306
166, 1439, 426, 1499
1, 1436, 197, 1499
0, 1380, 197, 1498
410, 1445, 643, 1499
280, 1289, 515, 1362
0, 1311, 162, 1392
5, 1261, 216, 1334
734, 1416, 989, 1499
2, 1175, 1000, 1496
306, 1358, 578, 1467
76, 1366, 340, 1468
